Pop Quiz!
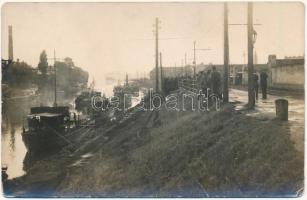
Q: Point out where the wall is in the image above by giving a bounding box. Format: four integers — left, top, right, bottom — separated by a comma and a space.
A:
271, 64, 304, 90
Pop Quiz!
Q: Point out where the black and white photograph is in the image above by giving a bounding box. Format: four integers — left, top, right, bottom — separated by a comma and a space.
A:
1, 1, 305, 197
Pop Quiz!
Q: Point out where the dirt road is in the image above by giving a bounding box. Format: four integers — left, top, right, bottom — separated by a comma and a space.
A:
229, 88, 304, 153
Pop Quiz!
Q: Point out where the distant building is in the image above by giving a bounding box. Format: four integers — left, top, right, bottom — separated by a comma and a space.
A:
229, 63, 268, 85
268, 55, 304, 90
149, 54, 304, 91
149, 65, 193, 80
64, 57, 74, 67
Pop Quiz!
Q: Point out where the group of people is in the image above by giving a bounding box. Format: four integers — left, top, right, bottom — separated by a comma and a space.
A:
197, 66, 222, 98
196, 66, 269, 101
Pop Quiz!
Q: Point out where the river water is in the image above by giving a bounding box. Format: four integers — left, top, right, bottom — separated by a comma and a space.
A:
1, 124, 27, 179
1, 80, 143, 180
1, 94, 34, 180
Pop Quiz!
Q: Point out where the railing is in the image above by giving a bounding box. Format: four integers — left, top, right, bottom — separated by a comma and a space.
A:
178, 78, 200, 94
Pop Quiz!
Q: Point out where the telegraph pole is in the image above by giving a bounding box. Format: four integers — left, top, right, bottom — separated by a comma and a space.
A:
154, 17, 160, 93
185, 53, 187, 65
125, 73, 129, 86
243, 51, 246, 72
53, 49, 57, 107
223, 2, 229, 102
247, 2, 255, 108
193, 41, 196, 78
227, 4, 260, 107
159, 52, 163, 93
184, 53, 187, 76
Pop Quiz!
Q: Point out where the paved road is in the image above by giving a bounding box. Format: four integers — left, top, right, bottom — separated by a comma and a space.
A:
229, 88, 304, 152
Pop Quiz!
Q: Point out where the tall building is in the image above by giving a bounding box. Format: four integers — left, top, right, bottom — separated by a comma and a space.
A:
8, 25, 13, 60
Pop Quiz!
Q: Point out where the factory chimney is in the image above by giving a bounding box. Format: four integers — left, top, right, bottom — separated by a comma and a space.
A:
8, 25, 13, 60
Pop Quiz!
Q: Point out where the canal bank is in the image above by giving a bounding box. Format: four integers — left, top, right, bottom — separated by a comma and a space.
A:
3, 91, 303, 197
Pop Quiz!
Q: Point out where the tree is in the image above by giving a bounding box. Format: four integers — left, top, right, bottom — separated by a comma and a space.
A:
38, 50, 48, 75
4, 61, 36, 88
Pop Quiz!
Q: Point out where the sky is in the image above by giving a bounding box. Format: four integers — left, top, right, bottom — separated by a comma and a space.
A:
1, 2, 305, 91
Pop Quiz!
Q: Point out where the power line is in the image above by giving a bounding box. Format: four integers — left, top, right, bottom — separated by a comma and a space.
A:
195, 48, 212, 51
192, 41, 212, 77
228, 23, 261, 26
134, 37, 190, 40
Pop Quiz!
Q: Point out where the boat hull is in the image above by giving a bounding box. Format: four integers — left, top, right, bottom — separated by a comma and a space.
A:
22, 129, 68, 153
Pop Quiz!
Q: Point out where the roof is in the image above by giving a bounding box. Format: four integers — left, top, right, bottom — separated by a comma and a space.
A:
28, 112, 64, 118
275, 59, 304, 66
30, 106, 69, 116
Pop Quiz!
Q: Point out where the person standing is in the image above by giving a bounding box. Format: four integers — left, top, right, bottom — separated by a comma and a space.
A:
196, 71, 203, 93
260, 71, 268, 99
253, 73, 259, 100
211, 66, 222, 99
200, 71, 207, 95
73, 112, 77, 126
206, 69, 212, 92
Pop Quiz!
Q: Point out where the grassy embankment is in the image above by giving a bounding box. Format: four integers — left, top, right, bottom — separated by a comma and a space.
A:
6, 90, 303, 197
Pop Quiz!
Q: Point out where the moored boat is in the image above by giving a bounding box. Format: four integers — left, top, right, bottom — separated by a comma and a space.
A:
22, 106, 71, 153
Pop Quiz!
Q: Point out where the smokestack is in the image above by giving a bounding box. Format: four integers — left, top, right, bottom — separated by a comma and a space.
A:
125, 73, 128, 86
8, 25, 13, 60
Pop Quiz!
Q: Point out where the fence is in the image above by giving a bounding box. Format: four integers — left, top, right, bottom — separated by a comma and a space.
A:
178, 78, 199, 94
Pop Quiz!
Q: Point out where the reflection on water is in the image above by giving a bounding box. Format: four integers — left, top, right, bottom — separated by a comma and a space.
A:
1, 80, 137, 180
131, 90, 145, 108
1, 124, 27, 179
2, 95, 36, 180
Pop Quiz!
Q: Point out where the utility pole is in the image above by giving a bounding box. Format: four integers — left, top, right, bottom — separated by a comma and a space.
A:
243, 51, 246, 72
247, 2, 255, 108
193, 41, 196, 78
185, 53, 187, 65
181, 60, 184, 76
154, 17, 161, 93
223, 2, 229, 102
125, 73, 129, 86
184, 53, 187, 76
227, 4, 260, 107
159, 52, 163, 93
53, 49, 57, 107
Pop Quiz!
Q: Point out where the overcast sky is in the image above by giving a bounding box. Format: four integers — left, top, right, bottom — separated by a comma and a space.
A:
1, 2, 304, 91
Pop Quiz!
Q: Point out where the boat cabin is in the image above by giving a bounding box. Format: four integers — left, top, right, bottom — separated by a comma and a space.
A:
27, 106, 70, 131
